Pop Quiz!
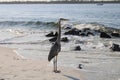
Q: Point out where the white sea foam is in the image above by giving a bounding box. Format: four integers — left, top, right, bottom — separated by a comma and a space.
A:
74, 23, 101, 30
7, 29, 24, 36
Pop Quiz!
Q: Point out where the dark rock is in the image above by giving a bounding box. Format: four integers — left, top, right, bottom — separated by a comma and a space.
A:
49, 37, 57, 42
100, 32, 111, 38
65, 26, 72, 29
111, 33, 120, 37
86, 32, 94, 36
74, 46, 81, 51
79, 33, 86, 37
110, 43, 120, 51
46, 31, 54, 37
61, 37, 69, 42
64, 28, 80, 36
78, 30, 82, 33
63, 24, 72, 29
54, 32, 58, 37
0, 79, 5, 80
46, 31, 58, 37
78, 64, 82, 69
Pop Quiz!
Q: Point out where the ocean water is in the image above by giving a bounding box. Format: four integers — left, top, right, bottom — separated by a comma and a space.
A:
0, 4, 120, 28
0, 4, 120, 70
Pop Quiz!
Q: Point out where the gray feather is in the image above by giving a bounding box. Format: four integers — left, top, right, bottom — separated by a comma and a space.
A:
48, 42, 61, 61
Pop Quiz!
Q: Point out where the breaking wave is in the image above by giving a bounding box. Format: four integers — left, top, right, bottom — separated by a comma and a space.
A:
71, 22, 120, 33
0, 20, 119, 33
0, 21, 57, 28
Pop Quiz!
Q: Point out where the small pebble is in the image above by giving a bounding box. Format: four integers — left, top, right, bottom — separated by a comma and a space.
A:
78, 64, 83, 69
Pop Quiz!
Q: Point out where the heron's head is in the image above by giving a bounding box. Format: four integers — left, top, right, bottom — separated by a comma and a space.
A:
59, 18, 69, 21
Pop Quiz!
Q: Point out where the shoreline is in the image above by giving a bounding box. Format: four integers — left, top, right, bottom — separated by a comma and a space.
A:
0, 46, 84, 80
13, 50, 27, 59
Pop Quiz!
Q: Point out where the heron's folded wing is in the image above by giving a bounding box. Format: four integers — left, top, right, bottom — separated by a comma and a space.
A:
48, 43, 59, 61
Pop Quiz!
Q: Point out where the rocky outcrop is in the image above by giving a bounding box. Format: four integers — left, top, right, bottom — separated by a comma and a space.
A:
49, 37, 57, 42
79, 33, 86, 36
74, 46, 81, 51
61, 37, 69, 42
64, 28, 95, 37
64, 28, 80, 36
100, 32, 111, 38
111, 33, 120, 37
110, 43, 120, 51
46, 31, 58, 37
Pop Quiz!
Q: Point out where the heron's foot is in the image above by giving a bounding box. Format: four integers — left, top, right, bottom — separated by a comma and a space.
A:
54, 70, 61, 73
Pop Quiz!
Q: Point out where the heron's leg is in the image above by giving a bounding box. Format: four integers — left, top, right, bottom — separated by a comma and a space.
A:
53, 57, 56, 72
55, 56, 61, 73
55, 56, 57, 72
56, 56, 57, 71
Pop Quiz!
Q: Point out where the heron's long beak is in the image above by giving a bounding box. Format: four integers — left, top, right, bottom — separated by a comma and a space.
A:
59, 18, 69, 21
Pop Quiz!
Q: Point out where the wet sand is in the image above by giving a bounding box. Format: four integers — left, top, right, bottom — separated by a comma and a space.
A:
0, 46, 84, 80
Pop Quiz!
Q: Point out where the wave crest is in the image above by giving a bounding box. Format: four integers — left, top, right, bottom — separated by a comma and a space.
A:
0, 21, 57, 27
73, 22, 120, 33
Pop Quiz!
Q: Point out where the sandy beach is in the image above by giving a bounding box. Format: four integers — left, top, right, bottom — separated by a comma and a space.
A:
0, 46, 84, 80
1, 46, 120, 80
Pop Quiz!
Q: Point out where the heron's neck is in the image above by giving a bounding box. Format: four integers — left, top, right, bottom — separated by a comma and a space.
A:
56, 20, 61, 43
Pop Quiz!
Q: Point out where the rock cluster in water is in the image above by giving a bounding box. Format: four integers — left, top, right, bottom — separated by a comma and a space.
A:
64, 28, 95, 37
45, 24, 120, 51
46, 32, 69, 43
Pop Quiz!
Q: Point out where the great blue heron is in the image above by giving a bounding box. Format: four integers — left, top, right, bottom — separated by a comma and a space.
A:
48, 18, 69, 73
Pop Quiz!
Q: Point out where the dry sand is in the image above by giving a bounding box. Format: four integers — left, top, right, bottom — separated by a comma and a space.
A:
0, 46, 84, 80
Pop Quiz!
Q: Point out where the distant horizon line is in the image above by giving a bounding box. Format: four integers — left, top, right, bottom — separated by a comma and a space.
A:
0, 1, 120, 4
